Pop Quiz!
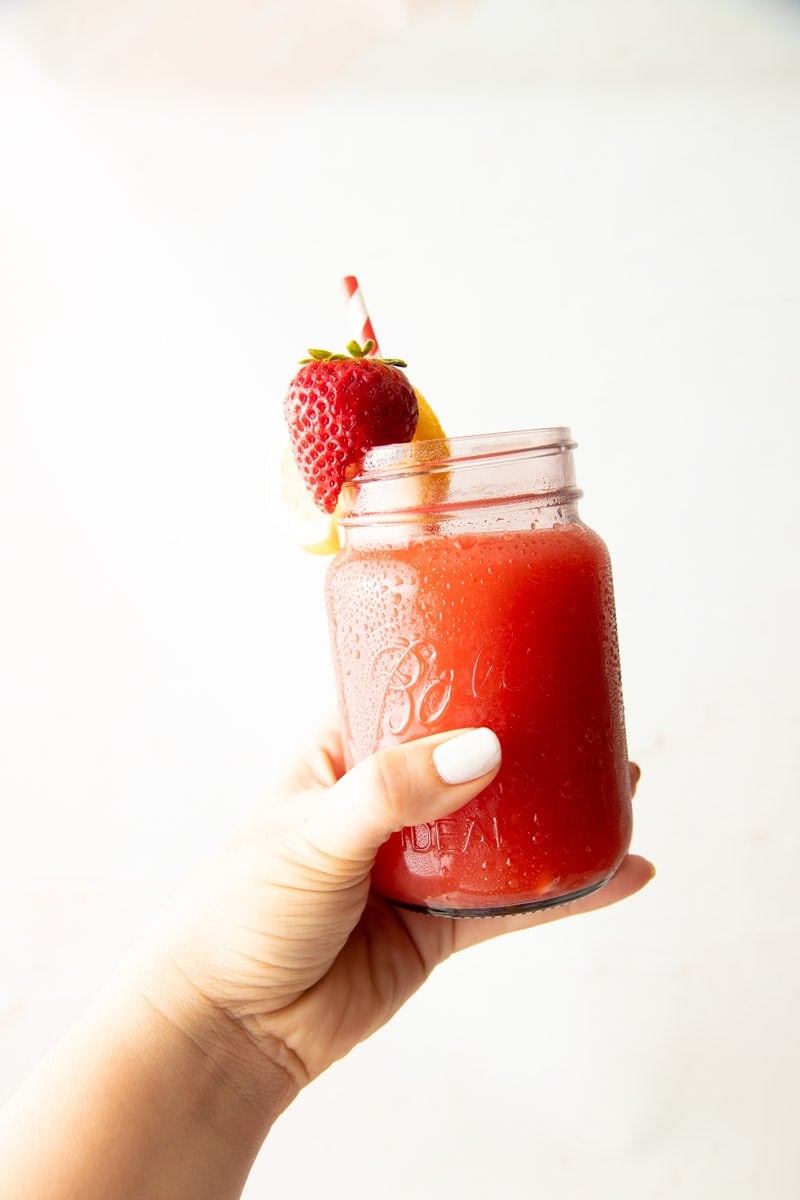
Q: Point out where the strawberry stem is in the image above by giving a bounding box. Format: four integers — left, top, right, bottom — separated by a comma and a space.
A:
346, 339, 373, 358
299, 342, 408, 368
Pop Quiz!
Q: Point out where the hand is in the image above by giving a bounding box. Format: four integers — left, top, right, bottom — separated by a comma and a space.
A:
133, 724, 652, 1092
0, 725, 651, 1200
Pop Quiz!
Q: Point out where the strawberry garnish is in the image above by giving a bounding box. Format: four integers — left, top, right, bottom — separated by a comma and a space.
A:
283, 340, 419, 514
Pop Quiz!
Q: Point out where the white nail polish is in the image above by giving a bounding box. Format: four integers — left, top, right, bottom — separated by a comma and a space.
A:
432, 728, 501, 785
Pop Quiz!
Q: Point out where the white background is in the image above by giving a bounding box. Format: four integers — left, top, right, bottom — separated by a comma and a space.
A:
1, 1, 799, 1196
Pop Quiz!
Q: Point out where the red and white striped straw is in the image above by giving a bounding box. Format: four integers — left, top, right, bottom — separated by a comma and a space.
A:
342, 275, 380, 355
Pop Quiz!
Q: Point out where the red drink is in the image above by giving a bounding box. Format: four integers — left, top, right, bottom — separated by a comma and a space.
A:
325, 429, 632, 916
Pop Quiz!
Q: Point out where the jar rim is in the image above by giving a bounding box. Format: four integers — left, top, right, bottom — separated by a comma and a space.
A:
351, 426, 576, 482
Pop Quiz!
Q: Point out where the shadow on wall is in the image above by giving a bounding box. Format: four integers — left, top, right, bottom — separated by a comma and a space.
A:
6, 0, 800, 97
5, 0, 478, 94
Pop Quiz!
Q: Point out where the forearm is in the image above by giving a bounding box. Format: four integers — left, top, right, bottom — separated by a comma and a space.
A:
0, 976, 298, 1200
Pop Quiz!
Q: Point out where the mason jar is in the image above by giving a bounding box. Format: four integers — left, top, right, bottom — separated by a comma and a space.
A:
325, 428, 632, 917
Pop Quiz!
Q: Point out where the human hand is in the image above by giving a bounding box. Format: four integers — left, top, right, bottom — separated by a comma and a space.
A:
0, 725, 651, 1200
131, 724, 652, 1098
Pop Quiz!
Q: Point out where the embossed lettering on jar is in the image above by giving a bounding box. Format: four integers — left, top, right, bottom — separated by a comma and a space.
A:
325, 428, 632, 917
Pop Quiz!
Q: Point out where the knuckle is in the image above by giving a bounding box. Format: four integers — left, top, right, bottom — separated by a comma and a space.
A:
368, 745, 415, 830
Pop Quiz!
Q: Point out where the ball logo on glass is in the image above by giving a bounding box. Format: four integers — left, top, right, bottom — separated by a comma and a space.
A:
373, 631, 524, 737
373, 638, 454, 736
372, 634, 519, 858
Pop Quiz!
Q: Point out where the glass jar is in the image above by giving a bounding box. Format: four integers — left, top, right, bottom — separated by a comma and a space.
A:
325, 428, 632, 917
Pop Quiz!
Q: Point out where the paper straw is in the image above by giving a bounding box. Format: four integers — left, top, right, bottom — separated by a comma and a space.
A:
342, 275, 380, 355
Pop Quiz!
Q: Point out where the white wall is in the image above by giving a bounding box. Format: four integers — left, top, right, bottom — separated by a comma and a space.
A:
1, 1, 799, 1196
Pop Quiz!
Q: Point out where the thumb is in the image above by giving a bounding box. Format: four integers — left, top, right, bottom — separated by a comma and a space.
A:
295, 727, 502, 872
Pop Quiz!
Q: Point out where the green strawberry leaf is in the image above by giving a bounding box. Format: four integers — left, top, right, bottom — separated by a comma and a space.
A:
298, 342, 407, 368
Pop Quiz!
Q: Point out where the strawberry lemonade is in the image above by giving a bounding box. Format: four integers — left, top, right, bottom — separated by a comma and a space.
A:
283, 340, 631, 917
324, 429, 632, 916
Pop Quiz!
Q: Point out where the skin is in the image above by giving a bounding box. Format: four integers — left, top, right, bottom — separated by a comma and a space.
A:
0, 726, 651, 1200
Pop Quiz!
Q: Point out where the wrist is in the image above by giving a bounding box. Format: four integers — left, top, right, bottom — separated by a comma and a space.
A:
0, 961, 302, 1200
116, 955, 303, 1137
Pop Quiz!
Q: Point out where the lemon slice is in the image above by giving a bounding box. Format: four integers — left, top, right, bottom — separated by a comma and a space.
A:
279, 444, 341, 555
413, 388, 447, 442
281, 386, 447, 555
413, 387, 450, 505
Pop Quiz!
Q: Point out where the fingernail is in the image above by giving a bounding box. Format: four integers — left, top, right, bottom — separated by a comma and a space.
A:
432, 728, 501, 785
